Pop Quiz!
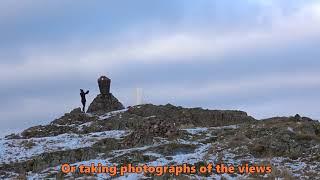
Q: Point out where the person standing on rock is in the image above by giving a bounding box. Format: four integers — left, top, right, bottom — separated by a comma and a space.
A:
80, 89, 89, 112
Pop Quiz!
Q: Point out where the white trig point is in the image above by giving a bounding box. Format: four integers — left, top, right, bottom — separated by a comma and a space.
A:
135, 88, 143, 105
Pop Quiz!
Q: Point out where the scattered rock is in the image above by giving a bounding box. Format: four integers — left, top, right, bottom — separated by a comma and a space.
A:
122, 116, 180, 147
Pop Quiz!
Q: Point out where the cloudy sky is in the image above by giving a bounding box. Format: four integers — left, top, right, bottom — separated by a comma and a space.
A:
1, 0, 320, 136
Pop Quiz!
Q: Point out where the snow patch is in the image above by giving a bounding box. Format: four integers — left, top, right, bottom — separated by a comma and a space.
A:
77, 122, 93, 131
182, 127, 208, 135
182, 125, 239, 135
147, 143, 211, 166
210, 125, 239, 130
143, 152, 162, 158
99, 109, 128, 120
287, 127, 294, 133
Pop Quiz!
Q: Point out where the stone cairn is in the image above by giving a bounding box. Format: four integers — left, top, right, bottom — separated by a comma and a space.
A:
87, 75, 124, 114
98, 76, 111, 97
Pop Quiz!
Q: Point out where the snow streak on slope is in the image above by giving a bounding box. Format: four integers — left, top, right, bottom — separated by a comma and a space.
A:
98, 108, 128, 120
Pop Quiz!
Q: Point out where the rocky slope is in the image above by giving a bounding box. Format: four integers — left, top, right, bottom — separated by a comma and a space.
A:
0, 101, 319, 179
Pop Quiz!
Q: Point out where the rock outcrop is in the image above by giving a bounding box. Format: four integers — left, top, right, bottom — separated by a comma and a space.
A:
87, 93, 124, 114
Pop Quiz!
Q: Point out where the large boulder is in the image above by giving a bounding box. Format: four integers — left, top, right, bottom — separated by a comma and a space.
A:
87, 94, 124, 114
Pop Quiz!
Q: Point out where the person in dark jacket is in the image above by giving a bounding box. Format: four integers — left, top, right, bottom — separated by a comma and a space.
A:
80, 89, 89, 112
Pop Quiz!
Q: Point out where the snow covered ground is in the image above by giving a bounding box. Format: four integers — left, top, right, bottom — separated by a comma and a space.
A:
0, 130, 128, 164
2, 124, 319, 179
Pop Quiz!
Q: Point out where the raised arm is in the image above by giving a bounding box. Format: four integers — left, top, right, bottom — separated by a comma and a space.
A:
85, 90, 89, 94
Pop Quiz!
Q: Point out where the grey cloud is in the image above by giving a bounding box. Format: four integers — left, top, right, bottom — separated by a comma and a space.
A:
1, 0, 320, 136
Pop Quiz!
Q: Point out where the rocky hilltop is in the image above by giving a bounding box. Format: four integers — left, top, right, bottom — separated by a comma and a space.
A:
0, 77, 319, 179
0, 102, 319, 179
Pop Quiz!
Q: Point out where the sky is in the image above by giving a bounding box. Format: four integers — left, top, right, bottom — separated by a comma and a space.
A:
1, 0, 320, 136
